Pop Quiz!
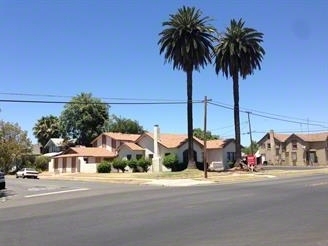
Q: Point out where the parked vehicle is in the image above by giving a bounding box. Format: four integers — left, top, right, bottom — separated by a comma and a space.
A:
16, 168, 39, 179
0, 171, 5, 189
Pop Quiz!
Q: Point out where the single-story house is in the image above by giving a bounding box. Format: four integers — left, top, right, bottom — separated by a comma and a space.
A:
257, 130, 328, 166
49, 125, 236, 173
48, 147, 117, 173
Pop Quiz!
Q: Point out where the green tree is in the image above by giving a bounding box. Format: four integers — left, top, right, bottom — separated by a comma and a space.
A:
0, 121, 32, 173
106, 115, 144, 134
193, 128, 219, 141
158, 6, 217, 168
242, 140, 259, 155
33, 115, 61, 148
60, 92, 110, 146
214, 19, 265, 164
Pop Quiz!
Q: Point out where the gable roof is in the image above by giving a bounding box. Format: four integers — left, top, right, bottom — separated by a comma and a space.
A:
257, 132, 289, 145
272, 133, 290, 142
258, 131, 328, 145
293, 132, 328, 142
91, 132, 141, 144
206, 139, 235, 149
44, 138, 64, 148
140, 132, 191, 148
118, 142, 145, 151
53, 147, 117, 158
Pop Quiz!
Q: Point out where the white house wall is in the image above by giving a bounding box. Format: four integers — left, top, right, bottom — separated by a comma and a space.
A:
207, 149, 223, 164
118, 147, 145, 160
222, 142, 236, 165
178, 141, 204, 163
80, 162, 97, 173
137, 136, 155, 158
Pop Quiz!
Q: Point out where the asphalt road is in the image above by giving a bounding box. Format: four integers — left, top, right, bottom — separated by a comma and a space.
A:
1, 174, 328, 246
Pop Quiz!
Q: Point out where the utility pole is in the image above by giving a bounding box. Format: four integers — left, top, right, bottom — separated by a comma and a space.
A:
203, 96, 212, 179
247, 111, 253, 155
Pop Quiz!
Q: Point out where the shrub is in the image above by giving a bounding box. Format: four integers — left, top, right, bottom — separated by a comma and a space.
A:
112, 159, 127, 173
97, 161, 112, 173
137, 158, 151, 172
127, 159, 139, 172
35, 156, 51, 171
163, 154, 179, 171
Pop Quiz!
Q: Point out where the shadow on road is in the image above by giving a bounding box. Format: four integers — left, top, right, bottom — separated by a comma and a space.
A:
0, 189, 15, 199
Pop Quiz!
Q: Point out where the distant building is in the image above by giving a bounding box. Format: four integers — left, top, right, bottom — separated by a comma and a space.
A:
257, 130, 328, 166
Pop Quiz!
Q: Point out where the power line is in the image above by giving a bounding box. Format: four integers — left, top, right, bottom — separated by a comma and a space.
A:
208, 101, 327, 128
0, 92, 194, 102
211, 100, 328, 125
0, 99, 203, 105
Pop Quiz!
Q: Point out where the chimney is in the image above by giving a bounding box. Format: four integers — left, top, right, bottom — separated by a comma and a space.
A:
269, 130, 276, 164
154, 124, 160, 157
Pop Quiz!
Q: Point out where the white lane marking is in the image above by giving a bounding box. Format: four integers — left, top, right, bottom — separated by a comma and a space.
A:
309, 181, 328, 187
25, 188, 89, 198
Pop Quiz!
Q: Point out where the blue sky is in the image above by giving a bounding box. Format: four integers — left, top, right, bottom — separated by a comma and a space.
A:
1, 0, 327, 146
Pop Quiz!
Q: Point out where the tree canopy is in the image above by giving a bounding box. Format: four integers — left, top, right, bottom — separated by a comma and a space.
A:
0, 121, 32, 173
60, 92, 110, 146
193, 128, 219, 141
33, 115, 61, 147
106, 115, 144, 134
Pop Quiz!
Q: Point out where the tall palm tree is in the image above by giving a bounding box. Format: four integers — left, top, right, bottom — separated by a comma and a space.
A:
158, 6, 217, 168
33, 115, 61, 149
214, 18, 265, 165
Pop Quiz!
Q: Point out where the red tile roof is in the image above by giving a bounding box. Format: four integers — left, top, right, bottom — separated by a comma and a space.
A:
143, 133, 189, 148
53, 147, 117, 158
119, 142, 144, 151
103, 132, 140, 141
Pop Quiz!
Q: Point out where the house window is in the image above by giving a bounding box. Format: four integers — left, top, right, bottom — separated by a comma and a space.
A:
291, 152, 297, 161
102, 135, 106, 147
282, 143, 286, 152
227, 152, 235, 162
267, 143, 271, 149
83, 157, 88, 163
126, 154, 132, 160
136, 154, 142, 160
148, 154, 153, 159
96, 157, 101, 163
72, 157, 76, 169
292, 140, 297, 150
111, 138, 116, 148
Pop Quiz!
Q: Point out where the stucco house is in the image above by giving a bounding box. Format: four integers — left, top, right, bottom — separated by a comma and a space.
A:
48, 147, 117, 173
48, 125, 236, 173
257, 130, 328, 166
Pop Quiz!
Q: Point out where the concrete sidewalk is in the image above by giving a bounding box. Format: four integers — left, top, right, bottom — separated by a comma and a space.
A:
37, 167, 328, 187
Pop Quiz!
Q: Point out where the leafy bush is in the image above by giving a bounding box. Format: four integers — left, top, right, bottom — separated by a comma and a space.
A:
112, 159, 127, 173
127, 159, 139, 172
137, 158, 151, 172
97, 161, 112, 173
35, 156, 50, 171
163, 154, 179, 171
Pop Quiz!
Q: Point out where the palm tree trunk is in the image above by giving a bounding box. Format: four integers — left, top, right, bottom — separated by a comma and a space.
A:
233, 72, 242, 165
186, 70, 196, 169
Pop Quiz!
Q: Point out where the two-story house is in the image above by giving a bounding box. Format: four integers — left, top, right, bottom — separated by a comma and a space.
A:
257, 130, 328, 166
